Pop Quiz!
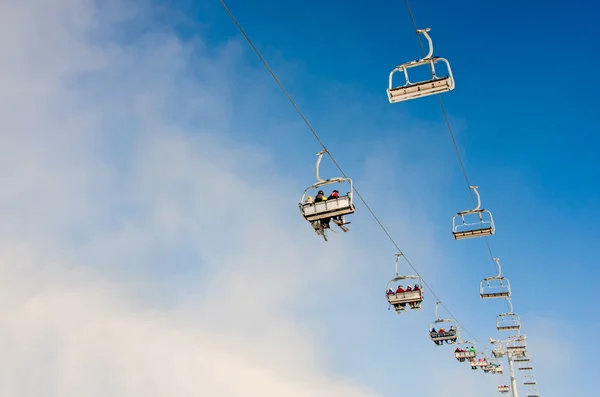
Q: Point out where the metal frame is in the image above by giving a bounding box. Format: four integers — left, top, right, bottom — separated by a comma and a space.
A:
481, 258, 512, 299
452, 186, 496, 240
505, 334, 527, 358
299, 150, 355, 240
429, 302, 459, 344
497, 300, 522, 332
387, 28, 455, 103
526, 387, 539, 397
454, 340, 477, 360
523, 374, 537, 386
386, 254, 424, 313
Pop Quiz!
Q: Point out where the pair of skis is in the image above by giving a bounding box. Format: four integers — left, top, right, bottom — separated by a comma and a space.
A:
312, 218, 351, 241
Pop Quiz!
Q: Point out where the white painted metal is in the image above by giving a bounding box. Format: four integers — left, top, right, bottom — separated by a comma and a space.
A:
481, 258, 512, 299
387, 28, 455, 103
452, 186, 496, 239
506, 334, 527, 358
497, 300, 522, 332
523, 374, 537, 386
508, 351, 520, 397
526, 387, 539, 397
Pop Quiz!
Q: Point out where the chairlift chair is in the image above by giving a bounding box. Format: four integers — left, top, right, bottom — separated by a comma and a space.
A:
506, 334, 527, 356
452, 186, 496, 240
526, 387, 540, 397
454, 350, 476, 361
472, 356, 489, 368
514, 357, 530, 363
429, 302, 459, 345
454, 340, 477, 361
519, 364, 533, 371
480, 258, 511, 299
387, 28, 455, 103
299, 151, 355, 241
492, 348, 505, 358
498, 385, 510, 394
523, 375, 537, 386
496, 302, 521, 331
386, 254, 424, 313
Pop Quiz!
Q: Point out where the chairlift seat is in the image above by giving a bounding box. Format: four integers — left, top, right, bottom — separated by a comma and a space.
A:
481, 291, 510, 299
453, 226, 494, 240
388, 76, 453, 103
454, 351, 476, 360
300, 195, 355, 222
387, 290, 423, 305
519, 366, 533, 371
506, 345, 527, 354
524, 382, 536, 386
497, 324, 521, 331
431, 330, 458, 342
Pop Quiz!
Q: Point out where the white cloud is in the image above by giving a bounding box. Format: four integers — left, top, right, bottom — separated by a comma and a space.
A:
0, 1, 380, 395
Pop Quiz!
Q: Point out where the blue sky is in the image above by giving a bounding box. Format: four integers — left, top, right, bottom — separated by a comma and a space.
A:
0, 0, 597, 396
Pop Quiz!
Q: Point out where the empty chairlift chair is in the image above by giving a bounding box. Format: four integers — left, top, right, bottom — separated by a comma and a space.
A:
523, 375, 537, 386
480, 258, 511, 299
387, 28, 455, 103
514, 357, 531, 363
519, 362, 534, 371
496, 301, 521, 332
506, 334, 527, 358
492, 348, 505, 359
429, 302, 459, 345
385, 254, 424, 313
452, 185, 496, 240
299, 150, 356, 241
526, 387, 540, 397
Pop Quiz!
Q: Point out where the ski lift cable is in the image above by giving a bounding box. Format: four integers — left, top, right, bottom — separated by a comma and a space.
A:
218, 0, 488, 349
402, 0, 513, 314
